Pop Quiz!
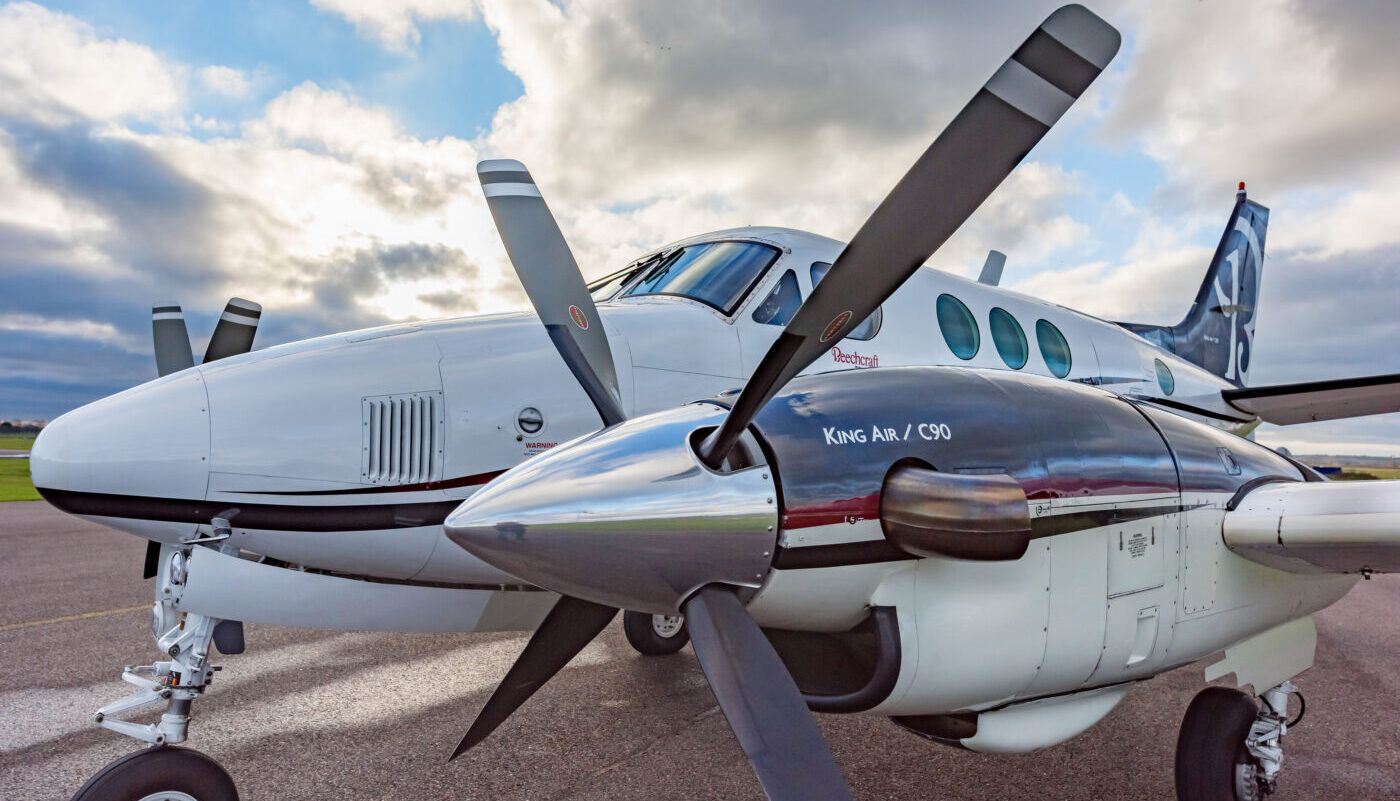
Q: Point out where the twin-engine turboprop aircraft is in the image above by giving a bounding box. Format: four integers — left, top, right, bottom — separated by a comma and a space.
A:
32, 4, 1400, 800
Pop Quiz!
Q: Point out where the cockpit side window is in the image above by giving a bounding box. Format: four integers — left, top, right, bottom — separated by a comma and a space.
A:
810, 262, 882, 340
622, 241, 780, 315
752, 270, 802, 326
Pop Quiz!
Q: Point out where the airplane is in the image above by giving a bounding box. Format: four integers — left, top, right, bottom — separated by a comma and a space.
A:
28, 4, 1399, 800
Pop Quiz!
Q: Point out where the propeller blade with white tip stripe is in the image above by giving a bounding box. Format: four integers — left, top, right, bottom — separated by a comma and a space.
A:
203, 297, 262, 363
478, 159, 626, 427
698, 3, 1120, 468
151, 303, 195, 377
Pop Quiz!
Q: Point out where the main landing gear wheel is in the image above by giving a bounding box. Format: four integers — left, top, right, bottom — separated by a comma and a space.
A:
623, 610, 689, 655
70, 746, 238, 801
1175, 687, 1263, 801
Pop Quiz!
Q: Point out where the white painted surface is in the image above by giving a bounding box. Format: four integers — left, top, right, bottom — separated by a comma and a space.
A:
961, 685, 1130, 753
176, 546, 556, 633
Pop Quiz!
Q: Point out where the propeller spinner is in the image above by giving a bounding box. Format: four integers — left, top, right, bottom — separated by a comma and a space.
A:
450, 6, 1120, 800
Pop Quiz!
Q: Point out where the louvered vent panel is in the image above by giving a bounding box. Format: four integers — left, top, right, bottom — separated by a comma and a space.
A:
361, 391, 444, 485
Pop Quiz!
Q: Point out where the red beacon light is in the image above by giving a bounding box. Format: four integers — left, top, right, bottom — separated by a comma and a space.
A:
1238, 181, 1246, 192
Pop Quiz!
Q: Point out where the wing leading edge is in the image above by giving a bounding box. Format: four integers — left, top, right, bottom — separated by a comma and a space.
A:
1223, 373, 1400, 425
1225, 480, 1400, 575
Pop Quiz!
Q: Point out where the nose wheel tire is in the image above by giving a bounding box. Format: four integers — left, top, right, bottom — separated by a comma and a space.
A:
1175, 686, 1263, 801
623, 610, 689, 655
70, 746, 238, 801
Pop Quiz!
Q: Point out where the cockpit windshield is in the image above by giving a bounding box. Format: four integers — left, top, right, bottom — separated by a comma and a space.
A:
621, 241, 780, 315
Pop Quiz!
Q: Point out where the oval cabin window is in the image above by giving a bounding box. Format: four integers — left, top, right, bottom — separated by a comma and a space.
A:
989, 307, 1028, 369
936, 294, 980, 360
1155, 358, 1175, 396
1036, 319, 1072, 378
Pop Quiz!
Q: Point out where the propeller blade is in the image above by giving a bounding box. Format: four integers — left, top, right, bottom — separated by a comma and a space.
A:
203, 297, 262, 363
699, 4, 1119, 467
449, 594, 617, 760
478, 159, 626, 427
151, 303, 194, 377
683, 585, 853, 801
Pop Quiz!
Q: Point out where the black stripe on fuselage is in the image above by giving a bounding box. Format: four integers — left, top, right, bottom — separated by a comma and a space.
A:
231, 469, 505, 496
772, 539, 910, 570
36, 487, 460, 532
39, 489, 1201, 551
1026, 502, 1199, 538
771, 502, 1198, 570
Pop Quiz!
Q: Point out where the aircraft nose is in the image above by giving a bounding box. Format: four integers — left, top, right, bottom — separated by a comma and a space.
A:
30, 372, 211, 503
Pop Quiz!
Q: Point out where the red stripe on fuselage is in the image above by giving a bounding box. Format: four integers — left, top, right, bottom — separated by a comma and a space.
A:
782, 477, 1181, 530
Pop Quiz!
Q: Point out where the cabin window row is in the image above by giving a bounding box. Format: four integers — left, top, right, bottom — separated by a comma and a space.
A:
935, 294, 1072, 378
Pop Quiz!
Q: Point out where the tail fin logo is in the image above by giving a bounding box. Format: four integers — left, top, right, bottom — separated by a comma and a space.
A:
1213, 212, 1264, 384
1115, 193, 1268, 387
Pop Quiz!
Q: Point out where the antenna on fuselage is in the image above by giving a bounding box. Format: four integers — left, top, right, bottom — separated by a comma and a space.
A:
978, 250, 1007, 286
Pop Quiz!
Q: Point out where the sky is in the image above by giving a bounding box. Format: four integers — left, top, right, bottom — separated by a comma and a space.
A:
0, 0, 1396, 455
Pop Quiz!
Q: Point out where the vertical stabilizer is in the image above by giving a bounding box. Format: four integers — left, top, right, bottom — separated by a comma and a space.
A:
1120, 186, 1269, 387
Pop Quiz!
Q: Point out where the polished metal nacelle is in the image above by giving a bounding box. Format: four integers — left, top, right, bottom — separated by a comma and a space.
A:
446, 403, 779, 614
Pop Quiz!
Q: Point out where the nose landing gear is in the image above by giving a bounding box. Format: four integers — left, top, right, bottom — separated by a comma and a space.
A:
1175, 681, 1302, 800
73, 539, 242, 800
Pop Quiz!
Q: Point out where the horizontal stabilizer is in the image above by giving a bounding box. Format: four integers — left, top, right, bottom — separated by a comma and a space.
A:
1224, 480, 1400, 574
1223, 373, 1400, 424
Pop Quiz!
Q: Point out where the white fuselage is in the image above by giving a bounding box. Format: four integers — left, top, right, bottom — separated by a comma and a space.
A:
31, 225, 1360, 748
31, 227, 1251, 585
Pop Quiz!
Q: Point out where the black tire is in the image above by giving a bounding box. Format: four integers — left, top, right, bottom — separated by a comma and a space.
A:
71, 746, 239, 801
623, 610, 689, 655
1175, 686, 1260, 801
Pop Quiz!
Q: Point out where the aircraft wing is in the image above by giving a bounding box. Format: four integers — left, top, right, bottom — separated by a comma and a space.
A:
1225, 480, 1400, 574
1222, 373, 1400, 424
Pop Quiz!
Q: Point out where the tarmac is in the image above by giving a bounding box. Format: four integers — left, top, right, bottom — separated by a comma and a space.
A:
1, 499, 1396, 801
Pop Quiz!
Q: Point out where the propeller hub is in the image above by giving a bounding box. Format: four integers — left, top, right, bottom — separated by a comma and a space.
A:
444, 403, 778, 614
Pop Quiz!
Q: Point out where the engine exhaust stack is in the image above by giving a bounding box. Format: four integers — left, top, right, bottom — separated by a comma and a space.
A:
879, 465, 1031, 561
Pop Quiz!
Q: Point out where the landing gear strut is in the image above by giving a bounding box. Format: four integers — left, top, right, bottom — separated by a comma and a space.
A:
76, 534, 242, 800
623, 610, 689, 655
1175, 681, 1301, 800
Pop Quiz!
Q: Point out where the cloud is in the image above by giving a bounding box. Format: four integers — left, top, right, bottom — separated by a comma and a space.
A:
1102, 0, 1400, 206
299, 240, 483, 319
0, 2, 183, 125
310, 0, 480, 53
0, 0, 1394, 454
1255, 416, 1400, 459
0, 7, 509, 418
197, 65, 253, 99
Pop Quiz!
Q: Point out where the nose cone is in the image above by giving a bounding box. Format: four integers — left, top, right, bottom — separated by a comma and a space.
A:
445, 404, 778, 615
31, 371, 211, 503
